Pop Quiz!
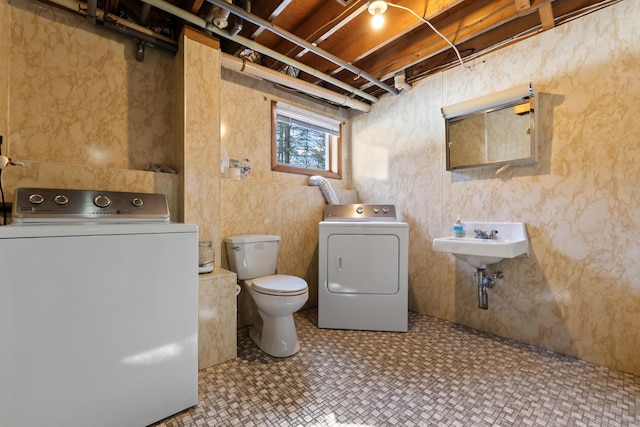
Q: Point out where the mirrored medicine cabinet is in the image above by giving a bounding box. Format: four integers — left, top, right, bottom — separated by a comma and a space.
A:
442, 83, 537, 171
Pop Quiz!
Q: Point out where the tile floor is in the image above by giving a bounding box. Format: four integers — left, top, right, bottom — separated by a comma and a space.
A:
154, 309, 639, 427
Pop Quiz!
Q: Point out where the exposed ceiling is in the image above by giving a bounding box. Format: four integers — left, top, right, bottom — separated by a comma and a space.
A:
57, 0, 620, 108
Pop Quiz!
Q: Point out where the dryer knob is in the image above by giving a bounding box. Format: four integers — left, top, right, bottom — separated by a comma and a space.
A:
94, 195, 111, 208
382, 206, 389, 214
356, 206, 364, 214
28, 193, 45, 204
54, 194, 69, 205
132, 197, 144, 207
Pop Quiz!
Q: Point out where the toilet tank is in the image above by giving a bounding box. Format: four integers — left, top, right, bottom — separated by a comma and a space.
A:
224, 234, 281, 280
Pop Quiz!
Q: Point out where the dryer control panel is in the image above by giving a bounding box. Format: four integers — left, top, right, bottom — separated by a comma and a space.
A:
323, 204, 397, 221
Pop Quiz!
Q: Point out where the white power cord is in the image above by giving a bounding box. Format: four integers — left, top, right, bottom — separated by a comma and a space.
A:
386, 2, 471, 71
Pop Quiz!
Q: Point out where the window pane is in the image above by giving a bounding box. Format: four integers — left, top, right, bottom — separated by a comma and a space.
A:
276, 121, 328, 170
271, 101, 341, 179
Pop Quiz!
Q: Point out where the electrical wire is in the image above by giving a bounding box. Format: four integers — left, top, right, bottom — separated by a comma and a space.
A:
377, 0, 622, 86
386, 2, 470, 71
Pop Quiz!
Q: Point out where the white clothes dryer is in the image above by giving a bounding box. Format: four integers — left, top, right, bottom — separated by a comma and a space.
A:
318, 204, 408, 332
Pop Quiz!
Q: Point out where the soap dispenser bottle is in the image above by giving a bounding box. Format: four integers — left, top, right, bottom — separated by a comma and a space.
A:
453, 215, 465, 237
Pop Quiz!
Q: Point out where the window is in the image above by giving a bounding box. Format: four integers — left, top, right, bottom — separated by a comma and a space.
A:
272, 101, 342, 179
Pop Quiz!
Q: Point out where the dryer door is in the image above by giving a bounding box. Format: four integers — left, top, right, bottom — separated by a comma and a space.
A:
327, 234, 400, 294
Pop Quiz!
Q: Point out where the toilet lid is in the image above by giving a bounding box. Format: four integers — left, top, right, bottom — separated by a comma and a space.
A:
252, 274, 308, 295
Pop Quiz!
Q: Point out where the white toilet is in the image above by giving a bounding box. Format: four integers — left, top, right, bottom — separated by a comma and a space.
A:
224, 234, 309, 357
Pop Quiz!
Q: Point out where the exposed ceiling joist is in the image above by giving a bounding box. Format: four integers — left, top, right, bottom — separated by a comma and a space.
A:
514, 0, 531, 12
306, 0, 516, 84
52, 0, 620, 108
206, 0, 399, 94
538, 3, 555, 29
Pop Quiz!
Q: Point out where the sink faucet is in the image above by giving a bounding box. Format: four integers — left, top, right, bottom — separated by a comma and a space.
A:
474, 229, 499, 239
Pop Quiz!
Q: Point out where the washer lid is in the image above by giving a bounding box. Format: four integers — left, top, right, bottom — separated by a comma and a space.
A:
252, 274, 308, 294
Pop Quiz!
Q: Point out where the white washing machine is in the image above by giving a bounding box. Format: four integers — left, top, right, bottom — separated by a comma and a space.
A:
0, 188, 198, 427
318, 204, 408, 332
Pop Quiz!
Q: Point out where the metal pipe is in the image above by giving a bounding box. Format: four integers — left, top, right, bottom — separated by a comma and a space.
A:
394, 70, 411, 92
42, 0, 177, 45
210, 7, 231, 28
101, 20, 177, 55
205, 0, 399, 96
475, 269, 489, 310
140, 0, 378, 104
86, 0, 97, 26
478, 285, 488, 310
136, 41, 145, 62
139, 3, 152, 26
228, 0, 247, 37
221, 53, 371, 112
228, 16, 243, 36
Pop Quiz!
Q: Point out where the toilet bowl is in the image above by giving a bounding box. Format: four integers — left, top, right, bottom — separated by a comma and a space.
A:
224, 235, 309, 357
244, 274, 308, 357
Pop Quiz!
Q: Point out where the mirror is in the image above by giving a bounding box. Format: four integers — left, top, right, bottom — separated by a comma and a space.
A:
443, 83, 537, 171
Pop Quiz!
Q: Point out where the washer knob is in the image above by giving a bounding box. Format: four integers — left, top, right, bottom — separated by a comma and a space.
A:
373, 207, 380, 214
382, 206, 389, 214
132, 197, 144, 207
356, 206, 364, 214
94, 195, 111, 208
54, 194, 69, 205
28, 193, 45, 204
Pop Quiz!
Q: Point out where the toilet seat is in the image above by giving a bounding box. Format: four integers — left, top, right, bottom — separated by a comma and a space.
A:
251, 274, 308, 296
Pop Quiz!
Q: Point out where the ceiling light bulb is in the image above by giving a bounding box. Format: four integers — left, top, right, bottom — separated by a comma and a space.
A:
372, 13, 384, 29
368, 0, 388, 16
368, 0, 387, 29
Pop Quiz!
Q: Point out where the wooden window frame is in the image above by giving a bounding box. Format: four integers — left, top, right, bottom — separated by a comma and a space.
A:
271, 101, 342, 179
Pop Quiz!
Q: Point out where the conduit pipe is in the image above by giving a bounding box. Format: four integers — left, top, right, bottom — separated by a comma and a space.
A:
206, 0, 232, 29
394, 70, 411, 92
227, 0, 246, 37
139, 3, 152, 26
86, 0, 97, 26
42, 0, 177, 52
140, 0, 379, 104
206, 0, 399, 96
221, 53, 371, 112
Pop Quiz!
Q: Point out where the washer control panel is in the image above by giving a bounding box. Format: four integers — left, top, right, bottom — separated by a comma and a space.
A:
12, 187, 170, 222
323, 204, 397, 221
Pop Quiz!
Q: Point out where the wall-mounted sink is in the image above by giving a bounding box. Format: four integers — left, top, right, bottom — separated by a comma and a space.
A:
432, 222, 529, 268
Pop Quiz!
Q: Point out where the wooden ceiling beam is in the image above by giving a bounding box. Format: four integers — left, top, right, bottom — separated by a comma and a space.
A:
363, 0, 601, 93
250, 0, 293, 39
337, 0, 556, 78
202, 0, 611, 101
181, 0, 205, 14
403, 8, 544, 86
341, 0, 601, 86
254, 0, 465, 75
219, 0, 289, 58
300, 0, 515, 82
514, 0, 531, 13
261, 0, 369, 69
356, 0, 517, 81
251, 0, 335, 48
538, 3, 555, 29
315, 0, 466, 65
